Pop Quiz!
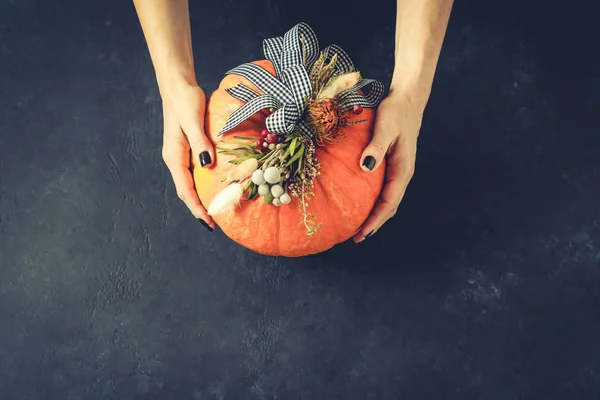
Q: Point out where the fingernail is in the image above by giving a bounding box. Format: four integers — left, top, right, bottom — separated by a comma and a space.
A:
200, 151, 211, 167
362, 156, 376, 171
199, 219, 213, 232
364, 230, 374, 240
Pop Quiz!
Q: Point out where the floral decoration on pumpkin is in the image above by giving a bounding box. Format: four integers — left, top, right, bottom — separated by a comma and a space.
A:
206, 25, 383, 237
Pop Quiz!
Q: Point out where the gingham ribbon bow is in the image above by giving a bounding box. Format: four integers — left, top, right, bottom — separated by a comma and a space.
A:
219, 22, 385, 138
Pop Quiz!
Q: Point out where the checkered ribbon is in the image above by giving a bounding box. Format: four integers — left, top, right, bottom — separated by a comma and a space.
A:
218, 23, 385, 138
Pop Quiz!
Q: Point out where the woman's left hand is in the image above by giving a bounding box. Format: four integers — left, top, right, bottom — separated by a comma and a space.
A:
353, 91, 425, 243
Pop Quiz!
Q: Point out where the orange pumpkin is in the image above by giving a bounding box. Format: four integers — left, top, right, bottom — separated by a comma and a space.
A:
193, 60, 385, 257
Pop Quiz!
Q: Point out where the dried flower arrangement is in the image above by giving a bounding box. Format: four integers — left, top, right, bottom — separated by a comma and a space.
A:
210, 55, 369, 235
202, 23, 385, 240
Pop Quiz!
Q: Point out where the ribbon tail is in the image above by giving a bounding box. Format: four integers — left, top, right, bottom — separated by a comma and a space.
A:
225, 83, 261, 103
219, 95, 282, 136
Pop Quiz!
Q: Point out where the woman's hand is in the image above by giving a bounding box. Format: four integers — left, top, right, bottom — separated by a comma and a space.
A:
161, 82, 216, 230
353, 0, 453, 242
353, 91, 423, 243
133, 0, 216, 230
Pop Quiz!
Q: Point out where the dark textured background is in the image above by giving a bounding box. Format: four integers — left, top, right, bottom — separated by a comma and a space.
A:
1, 0, 600, 398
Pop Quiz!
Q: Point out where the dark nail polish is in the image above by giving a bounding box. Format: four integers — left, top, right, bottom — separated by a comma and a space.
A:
200, 151, 211, 167
363, 156, 376, 171
199, 219, 213, 232
364, 230, 374, 239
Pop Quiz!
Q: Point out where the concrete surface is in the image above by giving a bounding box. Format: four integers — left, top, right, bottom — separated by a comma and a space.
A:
1, 0, 599, 398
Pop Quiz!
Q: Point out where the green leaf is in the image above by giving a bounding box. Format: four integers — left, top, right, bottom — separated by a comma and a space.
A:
218, 148, 252, 157
296, 152, 303, 173
264, 192, 274, 205
243, 180, 253, 193
228, 153, 264, 163
259, 153, 271, 162
228, 140, 256, 148
285, 143, 305, 167
248, 184, 259, 200
290, 137, 297, 155
233, 136, 258, 141
220, 141, 258, 153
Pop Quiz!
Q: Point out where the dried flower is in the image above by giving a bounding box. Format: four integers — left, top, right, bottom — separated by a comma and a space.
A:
251, 169, 266, 185
207, 183, 244, 216
317, 71, 361, 100
288, 139, 322, 235
264, 166, 281, 184
226, 158, 258, 182
305, 98, 347, 146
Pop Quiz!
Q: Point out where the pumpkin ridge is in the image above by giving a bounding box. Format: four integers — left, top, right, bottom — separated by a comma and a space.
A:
316, 146, 371, 188
315, 150, 374, 238
313, 176, 336, 241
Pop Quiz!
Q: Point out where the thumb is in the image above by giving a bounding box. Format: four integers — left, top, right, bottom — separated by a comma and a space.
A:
360, 131, 393, 172
185, 120, 215, 169
181, 100, 215, 169
179, 86, 215, 169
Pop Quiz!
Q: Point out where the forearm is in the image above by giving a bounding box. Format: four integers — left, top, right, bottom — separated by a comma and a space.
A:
133, 0, 196, 96
390, 0, 453, 108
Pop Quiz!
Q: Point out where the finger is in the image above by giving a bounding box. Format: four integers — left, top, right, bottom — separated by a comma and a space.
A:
353, 156, 414, 243
352, 185, 402, 243
171, 164, 216, 229
163, 149, 215, 229
186, 121, 216, 169
359, 117, 397, 173
180, 91, 215, 169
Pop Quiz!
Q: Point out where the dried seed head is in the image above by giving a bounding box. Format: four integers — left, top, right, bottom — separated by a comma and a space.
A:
227, 158, 258, 182
207, 183, 244, 216
317, 71, 361, 100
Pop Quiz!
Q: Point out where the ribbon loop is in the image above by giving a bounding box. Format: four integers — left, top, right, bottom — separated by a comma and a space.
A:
266, 103, 302, 134
219, 22, 385, 138
339, 79, 386, 108
220, 94, 282, 134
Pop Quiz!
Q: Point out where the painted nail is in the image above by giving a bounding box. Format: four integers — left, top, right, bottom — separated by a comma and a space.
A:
199, 219, 213, 232
363, 156, 376, 171
364, 230, 374, 239
200, 151, 211, 167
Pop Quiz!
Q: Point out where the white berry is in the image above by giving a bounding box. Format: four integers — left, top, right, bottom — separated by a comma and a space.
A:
279, 193, 291, 204
264, 167, 280, 184
258, 184, 270, 196
251, 169, 266, 185
272, 198, 281, 206
271, 184, 284, 198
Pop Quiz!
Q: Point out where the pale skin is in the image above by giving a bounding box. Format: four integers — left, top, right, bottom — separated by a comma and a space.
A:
133, 0, 454, 238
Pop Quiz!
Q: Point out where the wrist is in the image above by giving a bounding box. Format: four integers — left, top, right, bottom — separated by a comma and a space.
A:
157, 66, 198, 101
389, 71, 431, 113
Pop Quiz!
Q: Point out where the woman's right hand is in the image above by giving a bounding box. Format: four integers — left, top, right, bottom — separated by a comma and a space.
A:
161, 82, 216, 230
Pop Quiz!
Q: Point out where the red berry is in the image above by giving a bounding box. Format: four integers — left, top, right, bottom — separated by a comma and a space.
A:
257, 139, 267, 152
266, 134, 278, 144
261, 129, 269, 138
352, 105, 363, 115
